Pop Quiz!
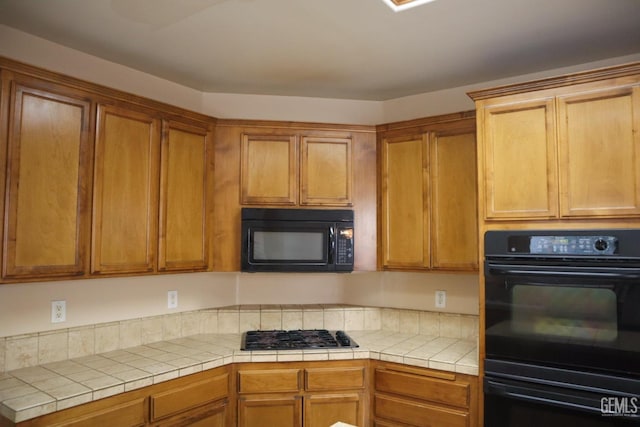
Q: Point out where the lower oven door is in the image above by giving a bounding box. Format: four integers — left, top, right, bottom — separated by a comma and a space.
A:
485, 361, 640, 426
485, 261, 640, 377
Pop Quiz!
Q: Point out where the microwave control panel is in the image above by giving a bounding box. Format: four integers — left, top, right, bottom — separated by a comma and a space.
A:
336, 227, 354, 264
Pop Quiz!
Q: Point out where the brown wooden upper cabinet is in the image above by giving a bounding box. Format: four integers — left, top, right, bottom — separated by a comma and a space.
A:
91, 103, 161, 275
241, 133, 352, 206
1, 73, 93, 280
158, 120, 213, 272
92, 106, 214, 275
379, 113, 478, 271
470, 65, 640, 221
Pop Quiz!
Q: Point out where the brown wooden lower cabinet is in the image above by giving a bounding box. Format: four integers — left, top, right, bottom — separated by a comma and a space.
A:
4, 360, 478, 427
8, 366, 231, 427
372, 361, 478, 427
237, 395, 303, 427
236, 361, 367, 427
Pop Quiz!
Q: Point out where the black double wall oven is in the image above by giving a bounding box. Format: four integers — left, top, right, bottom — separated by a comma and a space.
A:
484, 229, 640, 426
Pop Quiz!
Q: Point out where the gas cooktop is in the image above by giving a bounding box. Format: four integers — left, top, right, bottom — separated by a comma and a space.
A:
241, 329, 358, 351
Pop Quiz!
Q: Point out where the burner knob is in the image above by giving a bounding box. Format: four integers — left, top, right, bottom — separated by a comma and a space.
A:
594, 238, 608, 251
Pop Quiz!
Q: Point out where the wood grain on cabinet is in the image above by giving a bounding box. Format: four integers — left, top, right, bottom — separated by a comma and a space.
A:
374, 394, 469, 427
150, 401, 227, 427
91, 103, 160, 274
158, 120, 213, 271
0, 57, 217, 284
378, 112, 478, 272
557, 86, 640, 217
380, 133, 429, 269
241, 133, 297, 205
479, 98, 558, 220
2, 76, 93, 280
430, 131, 478, 270
149, 372, 228, 421
300, 136, 352, 206
305, 366, 365, 391
235, 360, 369, 427
304, 393, 362, 427
471, 62, 640, 222
237, 395, 303, 427
373, 361, 478, 427
13, 393, 147, 427
238, 368, 301, 394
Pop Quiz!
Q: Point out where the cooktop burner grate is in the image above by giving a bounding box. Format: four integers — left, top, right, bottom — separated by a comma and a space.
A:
241, 329, 358, 351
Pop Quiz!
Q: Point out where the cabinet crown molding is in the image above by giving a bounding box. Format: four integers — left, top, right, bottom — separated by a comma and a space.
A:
467, 61, 640, 101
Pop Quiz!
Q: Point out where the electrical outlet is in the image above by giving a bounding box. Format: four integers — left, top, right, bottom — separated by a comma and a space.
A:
168, 290, 178, 309
435, 290, 446, 308
51, 300, 66, 323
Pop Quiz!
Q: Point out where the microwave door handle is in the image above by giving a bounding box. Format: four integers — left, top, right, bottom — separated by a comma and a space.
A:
328, 226, 335, 264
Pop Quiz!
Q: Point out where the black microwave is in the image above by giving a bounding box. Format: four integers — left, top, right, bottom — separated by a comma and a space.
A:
241, 208, 354, 272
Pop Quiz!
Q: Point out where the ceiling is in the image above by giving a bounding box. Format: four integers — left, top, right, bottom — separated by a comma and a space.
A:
1, 0, 639, 101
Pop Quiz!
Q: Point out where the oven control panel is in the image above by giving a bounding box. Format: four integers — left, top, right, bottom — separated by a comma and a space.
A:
508, 235, 618, 255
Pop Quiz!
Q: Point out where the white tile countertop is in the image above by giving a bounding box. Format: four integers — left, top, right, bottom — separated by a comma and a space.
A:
0, 330, 477, 423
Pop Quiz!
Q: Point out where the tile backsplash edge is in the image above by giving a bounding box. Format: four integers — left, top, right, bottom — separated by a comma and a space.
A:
0, 305, 478, 373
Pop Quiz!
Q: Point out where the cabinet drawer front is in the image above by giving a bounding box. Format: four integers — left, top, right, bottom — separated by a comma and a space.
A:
238, 369, 301, 393
50, 398, 146, 427
150, 373, 228, 421
305, 367, 365, 391
375, 369, 469, 408
375, 394, 468, 427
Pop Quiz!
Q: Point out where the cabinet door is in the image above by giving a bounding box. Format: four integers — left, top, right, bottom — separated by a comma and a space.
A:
557, 86, 640, 217
430, 131, 478, 271
92, 104, 160, 274
374, 394, 469, 427
300, 136, 352, 206
304, 392, 363, 427
158, 120, 212, 271
3, 79, 92, 279
381, 134, 429, 269
238, 396, 302, 427
241, 133, 297, 205
480, 98, 558, 219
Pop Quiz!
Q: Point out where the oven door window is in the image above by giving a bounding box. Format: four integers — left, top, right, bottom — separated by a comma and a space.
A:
511, 285, 618, 342
485, 274, 640, 376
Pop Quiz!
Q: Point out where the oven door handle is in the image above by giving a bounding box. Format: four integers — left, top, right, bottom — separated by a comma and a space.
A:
486, 264, 640, 279
485, 378, 604, 415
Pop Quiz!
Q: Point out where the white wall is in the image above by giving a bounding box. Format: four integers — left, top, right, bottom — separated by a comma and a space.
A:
4, 25, 638, 124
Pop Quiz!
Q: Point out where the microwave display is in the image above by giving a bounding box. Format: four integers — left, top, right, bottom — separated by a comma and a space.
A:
241, 208, 354, 272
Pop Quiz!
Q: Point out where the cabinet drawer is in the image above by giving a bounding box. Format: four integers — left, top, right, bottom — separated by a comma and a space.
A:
375, 394, 468, 427
150, 373, 228, 421
305, 367, 365, 391
375, 369, 469, 408
238, 369, 301, 393
49, 398, 146, 427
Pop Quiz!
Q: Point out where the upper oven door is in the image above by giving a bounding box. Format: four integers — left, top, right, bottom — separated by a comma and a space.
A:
485, 259, 640, 377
